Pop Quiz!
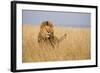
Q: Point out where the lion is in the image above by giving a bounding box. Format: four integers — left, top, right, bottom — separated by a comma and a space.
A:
38, 21, 67, 49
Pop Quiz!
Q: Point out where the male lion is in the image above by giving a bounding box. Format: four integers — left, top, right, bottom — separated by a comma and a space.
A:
38, 21, 67, 49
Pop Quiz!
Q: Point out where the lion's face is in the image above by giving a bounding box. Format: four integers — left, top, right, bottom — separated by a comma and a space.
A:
39, 21, 54, 39
41, 25, 53, 39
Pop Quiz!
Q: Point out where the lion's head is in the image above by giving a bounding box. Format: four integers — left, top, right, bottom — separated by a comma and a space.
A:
38, 21, 54, 40
38, 21, 58, 48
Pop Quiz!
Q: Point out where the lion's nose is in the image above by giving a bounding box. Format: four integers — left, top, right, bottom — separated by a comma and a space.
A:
46, 33, 51, 37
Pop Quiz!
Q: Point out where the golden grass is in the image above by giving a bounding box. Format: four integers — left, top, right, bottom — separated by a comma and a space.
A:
22, 24, 91, 63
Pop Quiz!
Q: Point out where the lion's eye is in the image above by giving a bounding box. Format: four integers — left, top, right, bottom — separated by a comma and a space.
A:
46, 32, 49, 35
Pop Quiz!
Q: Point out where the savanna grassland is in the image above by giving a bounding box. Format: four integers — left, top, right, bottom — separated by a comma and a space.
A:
22, 24, 91, 63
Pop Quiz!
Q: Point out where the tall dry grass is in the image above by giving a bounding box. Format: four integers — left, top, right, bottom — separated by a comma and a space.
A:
22, 24, 91, 63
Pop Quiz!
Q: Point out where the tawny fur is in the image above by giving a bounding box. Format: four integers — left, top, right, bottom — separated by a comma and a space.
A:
38, 21, 67, 49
